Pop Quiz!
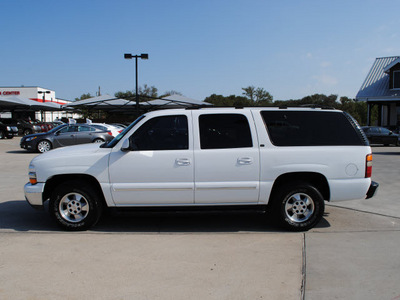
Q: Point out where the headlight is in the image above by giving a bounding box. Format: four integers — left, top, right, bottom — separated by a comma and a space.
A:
28, 164, 37, 185
6, 126, 11, 131
34, 125, 41, 130
26, 136, 37, 142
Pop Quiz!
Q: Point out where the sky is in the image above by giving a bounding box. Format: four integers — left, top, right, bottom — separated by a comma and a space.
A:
1, 0, 400, 101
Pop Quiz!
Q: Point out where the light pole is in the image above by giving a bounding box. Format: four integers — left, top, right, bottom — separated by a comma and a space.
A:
124, 53, 148, 112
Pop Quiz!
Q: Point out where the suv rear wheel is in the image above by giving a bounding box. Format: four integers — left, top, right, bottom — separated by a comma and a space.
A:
271, 182, 325, 231
49, 181, 103, 231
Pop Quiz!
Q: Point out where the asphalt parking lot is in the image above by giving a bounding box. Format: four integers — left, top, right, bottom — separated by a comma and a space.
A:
1, 138, 400, 300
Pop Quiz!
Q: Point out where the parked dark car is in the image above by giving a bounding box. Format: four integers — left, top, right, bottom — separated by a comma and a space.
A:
20, 124, 114, 153
361, 126, 399, 146
34, 120, 54, 133
0, 118, 42, 136
0, 121, 18, 139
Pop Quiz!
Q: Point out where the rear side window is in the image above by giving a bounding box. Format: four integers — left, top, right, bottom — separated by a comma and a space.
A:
78, 126, 94, 132
261, 111, 365, 146
199, 114, 253, 149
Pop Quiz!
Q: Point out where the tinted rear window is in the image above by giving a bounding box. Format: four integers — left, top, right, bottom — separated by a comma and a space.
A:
199, 114, 252, 149
261, 111, 364, 146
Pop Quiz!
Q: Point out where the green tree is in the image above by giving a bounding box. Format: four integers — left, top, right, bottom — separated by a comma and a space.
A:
74, 93, 93, 101
160, 90, 183, 98
139, 84, 158, 99
115, 84, 158, 102
204, 94, 252, 107
242, 86, 273, 104
242, 86, 256, 101
338, 97, 370, 125
114, 90, 134, 100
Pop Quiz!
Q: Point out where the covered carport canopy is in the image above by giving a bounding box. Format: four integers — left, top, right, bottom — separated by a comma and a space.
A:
63, 94, 212, 112
142, 94, 212, 109
0, 96, 62, 112
62, 94, 134, 112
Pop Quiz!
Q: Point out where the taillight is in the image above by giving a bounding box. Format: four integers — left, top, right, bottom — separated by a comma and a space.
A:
107, 131, 112, 136
365, 154, 373, 178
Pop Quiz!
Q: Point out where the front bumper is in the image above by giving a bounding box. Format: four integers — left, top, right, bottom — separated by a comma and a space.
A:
366, 181, 379, 199
20, 141, 35, 151
24, 182, 45, 209
6, 130, 18, 137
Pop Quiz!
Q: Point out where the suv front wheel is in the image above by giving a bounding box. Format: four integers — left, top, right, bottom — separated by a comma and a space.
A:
49, 181, 103, 231
272, 182, 325, 231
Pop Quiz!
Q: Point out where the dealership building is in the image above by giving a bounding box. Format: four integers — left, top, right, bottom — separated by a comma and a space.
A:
0, 86, 78, 121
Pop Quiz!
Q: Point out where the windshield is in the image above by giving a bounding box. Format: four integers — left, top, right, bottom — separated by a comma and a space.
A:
102, 115, 146, 148
47, 124, 67, 134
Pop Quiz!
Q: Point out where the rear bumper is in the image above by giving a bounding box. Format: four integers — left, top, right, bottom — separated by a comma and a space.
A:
366, 181, 379, 199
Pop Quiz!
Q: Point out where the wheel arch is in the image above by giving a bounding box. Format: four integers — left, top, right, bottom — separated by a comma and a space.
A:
43, 174, 107, 207
269, 172, 330, 203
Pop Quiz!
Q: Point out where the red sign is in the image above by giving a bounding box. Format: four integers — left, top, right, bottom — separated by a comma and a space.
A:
0, 91, 20, 95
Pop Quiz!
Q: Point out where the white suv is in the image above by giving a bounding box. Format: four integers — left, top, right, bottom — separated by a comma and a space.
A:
24, 107, 378, 231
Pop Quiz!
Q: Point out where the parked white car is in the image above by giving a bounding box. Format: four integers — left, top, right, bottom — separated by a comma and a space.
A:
90, 123, 124, 137
24, 107, 378, 231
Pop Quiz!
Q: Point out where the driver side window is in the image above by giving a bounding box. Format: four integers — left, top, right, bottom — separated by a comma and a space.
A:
130, 115, 188, 151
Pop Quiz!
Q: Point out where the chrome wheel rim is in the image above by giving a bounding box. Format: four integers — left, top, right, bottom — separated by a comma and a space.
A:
38, 141, 50, 152
284, 192, 315, 223
94, 139, 104, 143
59, 192, 90, 223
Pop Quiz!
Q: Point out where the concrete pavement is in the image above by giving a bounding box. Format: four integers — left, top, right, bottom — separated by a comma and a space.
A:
0, 137, 399, 299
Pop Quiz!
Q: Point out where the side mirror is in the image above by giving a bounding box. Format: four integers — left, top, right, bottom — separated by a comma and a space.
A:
121, 139, 131, 152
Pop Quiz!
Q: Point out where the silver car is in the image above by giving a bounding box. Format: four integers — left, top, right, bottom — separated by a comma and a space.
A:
20, 124, 114, 153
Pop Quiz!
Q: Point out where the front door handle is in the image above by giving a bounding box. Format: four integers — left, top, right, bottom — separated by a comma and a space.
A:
175, 158, 191, 166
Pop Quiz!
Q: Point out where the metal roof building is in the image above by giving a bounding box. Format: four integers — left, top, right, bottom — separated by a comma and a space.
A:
356, 56, 400, 127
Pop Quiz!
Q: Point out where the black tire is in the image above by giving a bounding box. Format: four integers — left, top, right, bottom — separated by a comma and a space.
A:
49, 181, 103, 231
6, 135, 13, 139
23, 129, 32, 136
37, 140, 52, 153
0, 130, 4, 139
93, 138, 105, 144
271, 182, 325, 231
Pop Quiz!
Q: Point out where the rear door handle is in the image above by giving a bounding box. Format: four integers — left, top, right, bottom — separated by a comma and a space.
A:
175, 158, 191, 166
237, 157, 253, 165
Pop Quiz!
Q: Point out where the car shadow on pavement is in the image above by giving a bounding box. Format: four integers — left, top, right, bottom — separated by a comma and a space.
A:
373, 151, 400, 156
0, 200, 59, 231
0, 200, 331, 233
6, 150, 35, 154
94, 209, 331, 233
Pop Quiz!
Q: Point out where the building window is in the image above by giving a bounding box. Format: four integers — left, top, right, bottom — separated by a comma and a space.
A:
393, 71, 400, 89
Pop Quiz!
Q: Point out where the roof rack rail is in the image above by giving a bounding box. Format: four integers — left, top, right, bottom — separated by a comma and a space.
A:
185, 105, 212, 110
277, 104, 335, 110
299, 104, 335, 109
185, 105, 246, 110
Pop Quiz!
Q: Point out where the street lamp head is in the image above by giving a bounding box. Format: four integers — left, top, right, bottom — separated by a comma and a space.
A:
124, 53, 148, 60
